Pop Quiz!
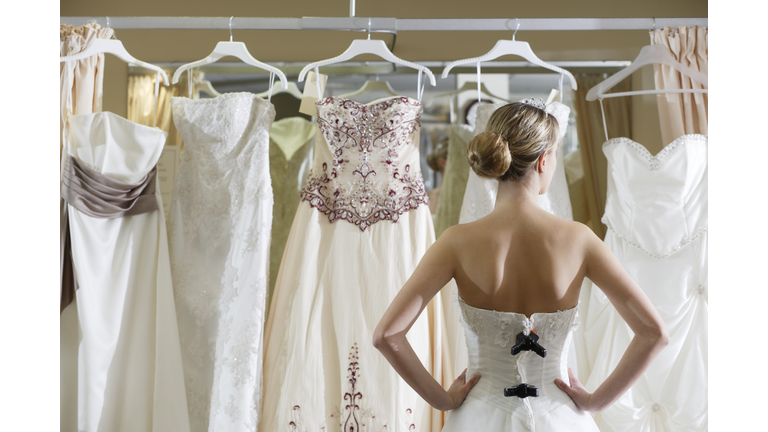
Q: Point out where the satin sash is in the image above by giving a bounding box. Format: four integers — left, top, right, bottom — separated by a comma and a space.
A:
60, 155, 158, 313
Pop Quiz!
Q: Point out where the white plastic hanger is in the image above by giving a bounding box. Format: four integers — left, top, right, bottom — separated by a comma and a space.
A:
60, 18, 165, 127
298, 18, 436, 101
441, 18, 577, 103
585, 44, 708, 101
425, 81, 510, 106
172, 17, 287, 90
59, 39, 169, 86
196, 80, 222, 97
338, 77, 399, 98
256, 81, 303, 100
426, 81, 511, 123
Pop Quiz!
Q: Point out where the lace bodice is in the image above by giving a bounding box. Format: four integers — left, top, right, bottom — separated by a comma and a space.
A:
171, 93, 275, 247
300, 96, 429, 231
457, 295, 580, 431
601, 134, 708, 258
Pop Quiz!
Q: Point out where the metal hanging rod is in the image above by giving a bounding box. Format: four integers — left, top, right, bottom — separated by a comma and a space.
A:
60, 17, 707, 31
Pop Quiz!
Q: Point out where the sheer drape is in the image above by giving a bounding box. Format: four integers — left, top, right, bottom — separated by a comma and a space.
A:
651, 26, 708, 145
60, 22, 114, 432
60, 23, 114, 159
570, 74, 632, 238
127, 71, 200, 152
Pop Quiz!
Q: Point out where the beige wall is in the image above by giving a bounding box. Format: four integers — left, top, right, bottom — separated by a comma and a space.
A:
62, 0, 706, 141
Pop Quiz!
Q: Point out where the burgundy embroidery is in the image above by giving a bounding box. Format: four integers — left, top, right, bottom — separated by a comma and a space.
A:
289, 342, 416, 431
300, 97, 429, 231
341, 343, 364, 431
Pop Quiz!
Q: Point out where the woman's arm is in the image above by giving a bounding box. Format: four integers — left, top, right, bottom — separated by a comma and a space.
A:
373, 228, 480, 411
555, 226, 670, 412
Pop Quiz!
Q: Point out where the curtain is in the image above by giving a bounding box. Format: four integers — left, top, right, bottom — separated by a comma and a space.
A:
127, 70, 201, 153
650, 26, 708, 145
570, 74, 632, 239
60, 22, 114, 432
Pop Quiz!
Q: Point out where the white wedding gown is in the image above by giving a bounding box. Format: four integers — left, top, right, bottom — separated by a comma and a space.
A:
260, 96, 438, 432
63, 112, 190, 432
574, 135, 708, 432
458, 101, 573, 224
443, 295, 599, 432
169, 93, 275, 432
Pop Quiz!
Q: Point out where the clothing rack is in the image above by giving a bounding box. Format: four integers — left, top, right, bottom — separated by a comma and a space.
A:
60, 17, 707, 32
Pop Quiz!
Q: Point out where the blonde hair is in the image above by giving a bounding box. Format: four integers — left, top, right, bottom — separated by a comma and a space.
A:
467, 102, 559, 181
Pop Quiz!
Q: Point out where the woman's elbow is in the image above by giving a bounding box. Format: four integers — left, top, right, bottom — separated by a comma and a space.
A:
372, 325, 387, 351
651, 322, 670, 348
658, 325, 670, 348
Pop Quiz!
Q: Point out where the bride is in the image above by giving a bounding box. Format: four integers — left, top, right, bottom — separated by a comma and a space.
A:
373, 99, 669, 431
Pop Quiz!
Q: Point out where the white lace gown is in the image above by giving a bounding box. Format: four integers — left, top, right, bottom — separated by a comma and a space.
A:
169, 93, 275, 432
260, 96, 438, 432
64, 112, 190, 432
574, 135, 708, 432
458, 102, 573, 225
443, 296, 599, 432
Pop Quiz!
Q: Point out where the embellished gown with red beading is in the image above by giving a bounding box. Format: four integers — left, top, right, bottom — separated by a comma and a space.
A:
260, 96, 438, 432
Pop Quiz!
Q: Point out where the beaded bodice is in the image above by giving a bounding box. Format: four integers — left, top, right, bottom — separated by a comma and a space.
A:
601, 134, 708, 259
457, 295, 580, 431
300, 96, 429, 231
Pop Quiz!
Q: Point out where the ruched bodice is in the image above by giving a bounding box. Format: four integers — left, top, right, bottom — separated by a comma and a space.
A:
444, 296, 597, 431
300, 96, 429, 231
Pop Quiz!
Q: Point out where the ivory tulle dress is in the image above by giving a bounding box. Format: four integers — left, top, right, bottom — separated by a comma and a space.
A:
574, 135, 708, 432
442, 296, 599, 432
169, 93, 275, 432
260, 96, 438, 432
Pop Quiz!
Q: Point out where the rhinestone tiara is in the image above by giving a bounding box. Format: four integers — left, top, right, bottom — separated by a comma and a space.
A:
520, 97, 547, 111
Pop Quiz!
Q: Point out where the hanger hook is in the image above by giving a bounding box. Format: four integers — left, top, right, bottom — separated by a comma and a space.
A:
367, 17, 372, 40
652, 17, 656, 32
512, 17, 520, 41
229, 16, 234, 42
106, 16, 110, 28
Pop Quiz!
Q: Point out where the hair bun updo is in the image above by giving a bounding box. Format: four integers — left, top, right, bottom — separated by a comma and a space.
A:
466, 102, 560, 181
467, 131, 511, 180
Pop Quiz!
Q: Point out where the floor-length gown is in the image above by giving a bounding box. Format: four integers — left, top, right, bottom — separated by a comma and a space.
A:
260, 96, 437, 432
169, 93, 275, 432
443, 295, 599, 431
60, 23, 114, 431
574, 135, 708, 432
267, 116, 315, 308
63, 112, 191, 432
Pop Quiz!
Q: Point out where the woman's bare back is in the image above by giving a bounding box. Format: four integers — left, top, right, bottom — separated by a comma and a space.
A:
445, 202, 591, 316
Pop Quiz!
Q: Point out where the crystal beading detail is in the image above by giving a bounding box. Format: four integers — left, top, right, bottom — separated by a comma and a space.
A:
300, 97, 429, 231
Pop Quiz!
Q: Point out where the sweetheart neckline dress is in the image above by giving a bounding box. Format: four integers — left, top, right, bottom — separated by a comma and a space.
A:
574, 134, 708, 432
260, 95, 441, 432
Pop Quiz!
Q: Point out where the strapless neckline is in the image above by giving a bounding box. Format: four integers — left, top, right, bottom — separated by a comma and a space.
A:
457, 294, 578, 321
317, 95, 422, 107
